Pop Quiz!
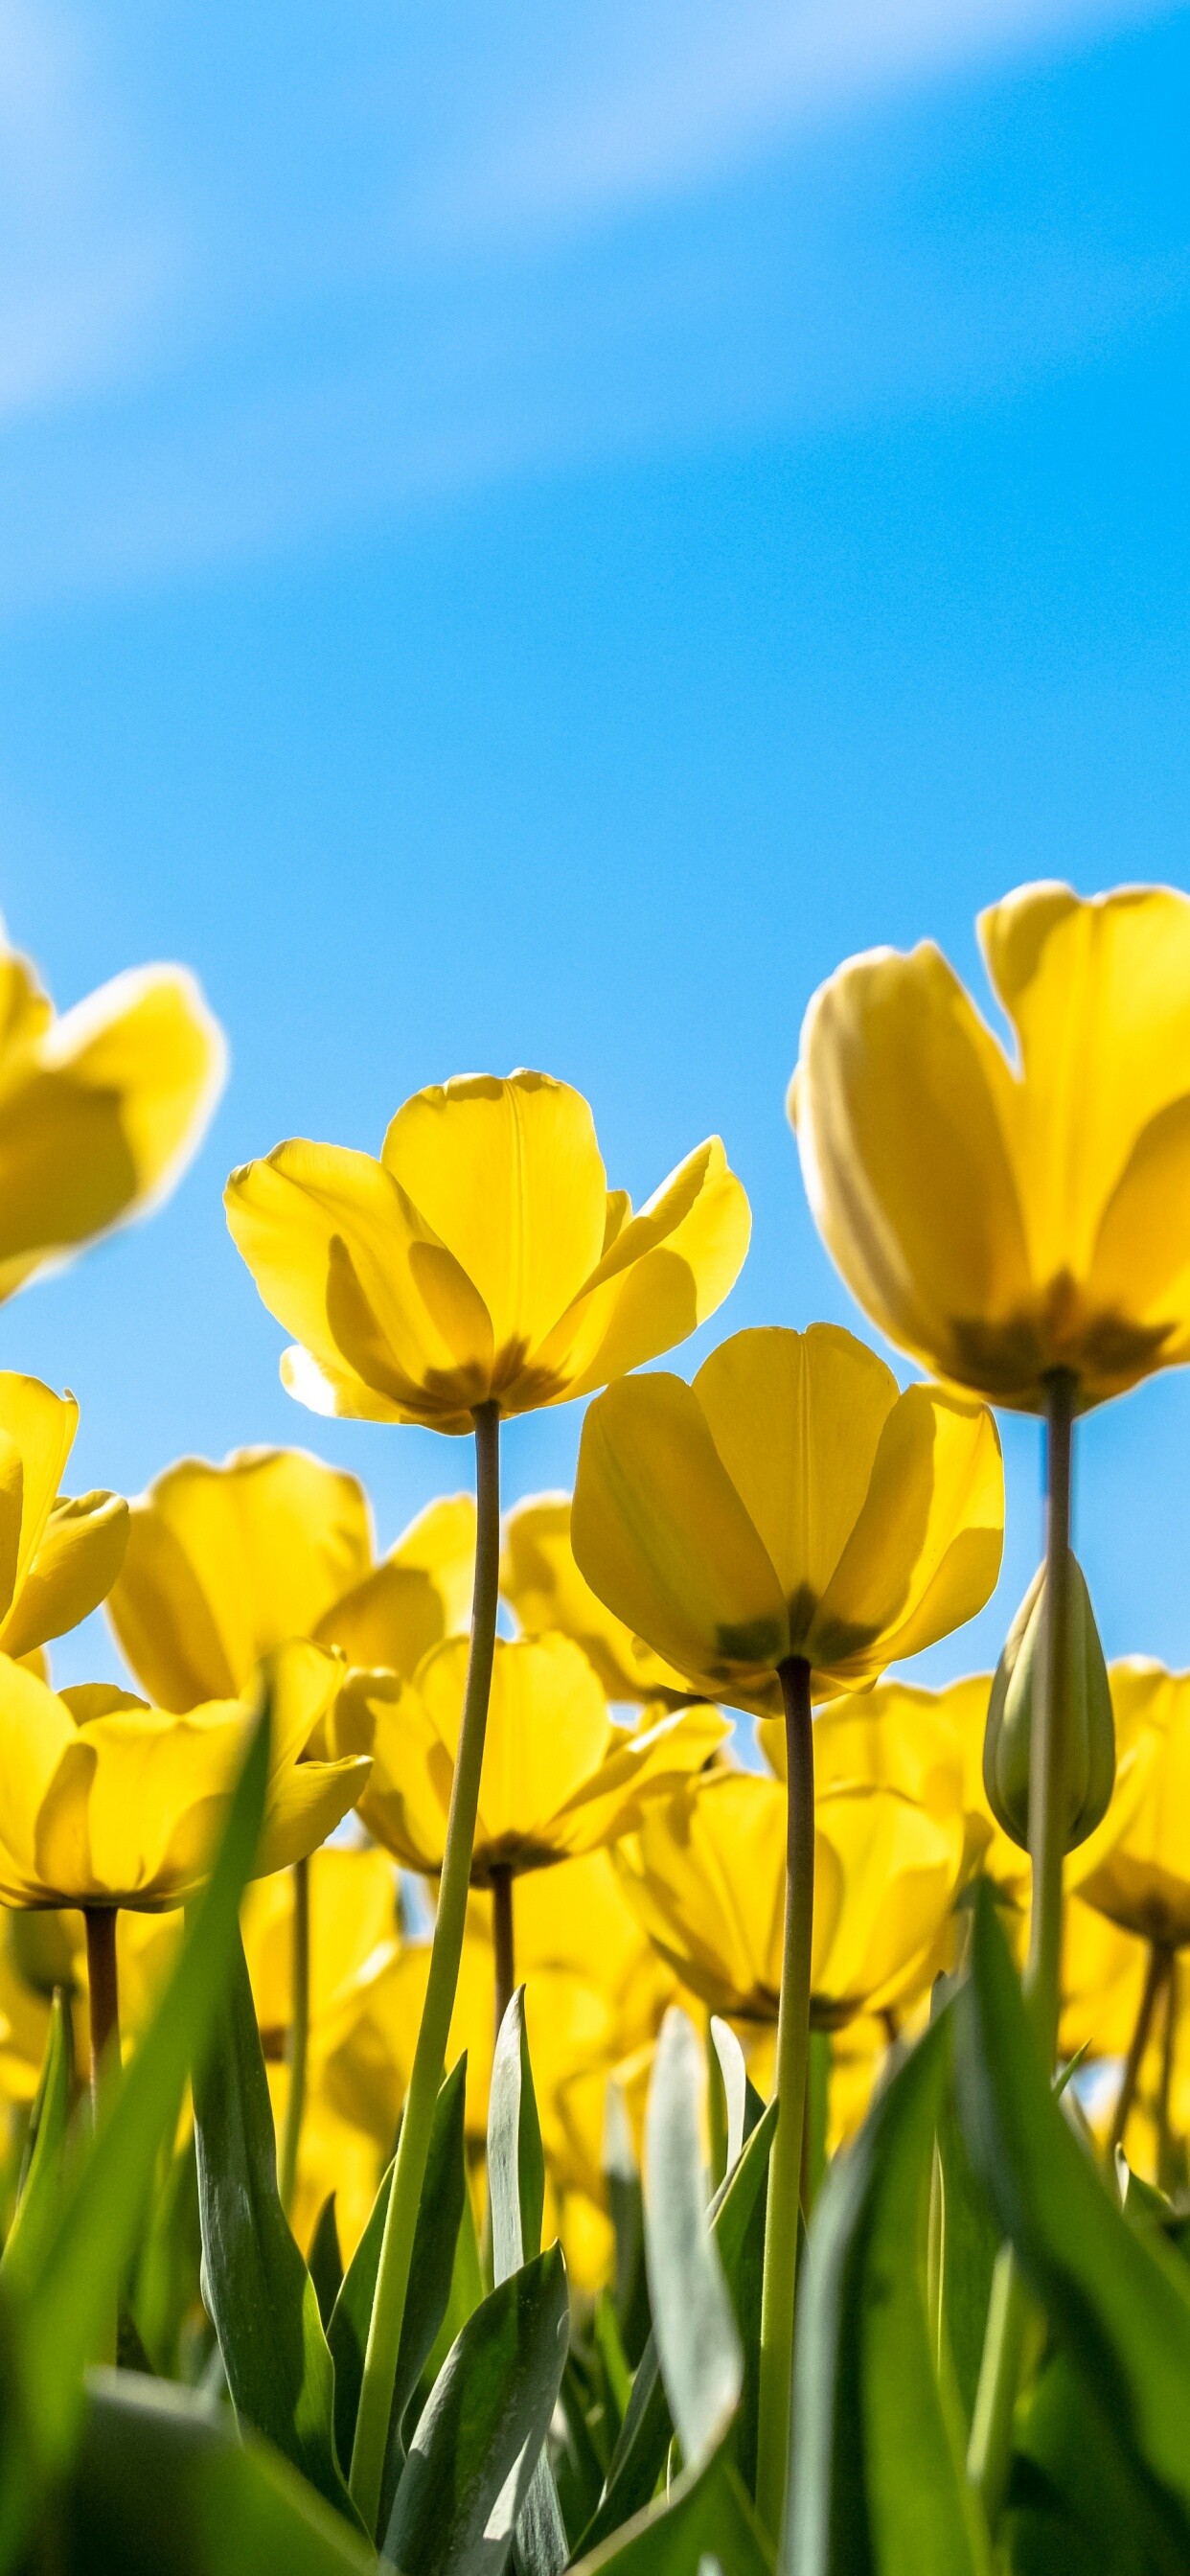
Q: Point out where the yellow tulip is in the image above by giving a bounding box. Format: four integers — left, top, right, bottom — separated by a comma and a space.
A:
572, 1323, 1003, 1718
333, 1634, 726, 1885
1076, 1662, 1190, 1949
0, 1372, 127, 1662
0, 1641, 369, 1912
0, 934, 225, 1301
501, 1492, 694, 1703
1059, 1894, 1148, 2065
241, 1844, 400, 2050
224, 1070, 749, 1432
107, 1444, 473, 1710
790, 882, 1190, 1414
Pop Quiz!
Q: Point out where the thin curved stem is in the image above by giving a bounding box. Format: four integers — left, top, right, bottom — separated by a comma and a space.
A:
1023, 1369, 1077, 2064
492, 1869, 515, 2046
1109, 1942, 1169, 2166
279, 1854, 310, 2215
1157, 1955, 1179, 2196
350, 1400, 501, 2538
83, 1906, 120, 2120
756, 1652, 814, 2549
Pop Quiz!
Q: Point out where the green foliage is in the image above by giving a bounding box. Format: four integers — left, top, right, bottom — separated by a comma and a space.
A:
191, 1920, 361, 2526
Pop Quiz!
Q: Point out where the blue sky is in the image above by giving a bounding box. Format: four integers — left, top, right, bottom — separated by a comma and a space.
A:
0, 0, 1187, 1695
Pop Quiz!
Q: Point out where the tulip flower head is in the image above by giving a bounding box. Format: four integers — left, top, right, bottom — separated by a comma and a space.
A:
0, 930, 225, 1302
225, 1070, 749, 1431
501, 1492, 693, 1703
572, 1323, 1004, 1717
108, 1445, 473, 1710
1076, 1663, 1190, 1950
332, 1632, 726, 1884
791, 883, 1190, 1414
0, 1641, 369, 1911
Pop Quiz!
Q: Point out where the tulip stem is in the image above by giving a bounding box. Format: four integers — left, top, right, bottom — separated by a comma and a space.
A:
1109, 1941, 1169, 2166
350, 1399, 501, 2539
279, 1854, 310, 2216
491, 1869, 515, 2045
1023, 1368, 1077, 2064
757, 1652, 814, 2550
83, 1907, 120, 2118
1157, 1957, 1179, 2196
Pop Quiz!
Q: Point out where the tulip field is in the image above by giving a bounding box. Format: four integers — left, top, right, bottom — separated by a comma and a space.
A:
2, 880, 1190, 2572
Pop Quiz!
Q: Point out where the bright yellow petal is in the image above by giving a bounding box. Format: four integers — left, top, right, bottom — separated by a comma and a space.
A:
980, 883, 1190, 1284
243, 1844, 399, 2038
415, 1633, 611, 1874
547, 1138, 751, 1406
1, 1491, 129, 1659
0, 1658, 76, 1893
501, 1492, 691, 1702
109, 1448, 372, 1709
389, 1495, 476, 1632
572, 1373, 788, 1707
225, 1139, 493, 1425
812, 1789, 965, 2027
615, 1773, 790, 2019
254, 1753, 372, 1877
382, 1071, 609, 1370
694, 1325, 898, 1622
0, 1375, 79, 1601
792, 942, 1031, 1394
333, 1669, 452, 1873
1072, 1660, 1190, 1944
546, 1701, 728, 1857
809, 1388, 1003, 1682
317, 1494, 474, 1678
0, 965, 225, 1300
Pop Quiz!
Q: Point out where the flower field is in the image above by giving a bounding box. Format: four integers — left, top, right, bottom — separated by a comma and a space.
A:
0, 880, 1188, 2571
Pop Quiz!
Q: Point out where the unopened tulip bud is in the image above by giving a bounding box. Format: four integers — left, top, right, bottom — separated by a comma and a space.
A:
983, 1554, 1115, 1854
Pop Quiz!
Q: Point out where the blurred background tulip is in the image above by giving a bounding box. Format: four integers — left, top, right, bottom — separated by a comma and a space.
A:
501, 1491, 693, 1704
0, 932, 225, 1304
0, 1374, 127, 1673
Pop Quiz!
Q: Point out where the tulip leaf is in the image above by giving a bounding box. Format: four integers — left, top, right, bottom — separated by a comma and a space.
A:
381, 2244, 571, 2576
487, 1990, 567, 2576
192, 1921, 363, 2530
789, 2010, 991, 2576
579, 2096, 776, 2555
1, 1987, 72, 2284
0, 1699, 272, 2574
309, 2195, 344, 2331
131, 2132, 204, 2380
934, 2051, 1000, 2427
645, 2008, 743, 2478
710, 2017, 748, 2173
1009, 2352, 1179, 2576
954, 1883, 1190, 2560
568, 2438, 772, 2574
54, 2368, 376, 2573
488, 1987, 545, 2277
329, 2054, 469, 2498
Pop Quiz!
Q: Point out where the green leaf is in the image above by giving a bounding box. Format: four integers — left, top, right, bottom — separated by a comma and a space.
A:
131, 2135, 204, 2380
309, 2196, 344, 2332
710, 2018, 747, 2173
1008, 2354, 1179, 2576
935, 2052, 1000, 2427
488, 1989, 545, 2276
0, 1695, 272, 2573
382, 2244, 570, 2576
645, 2009, 742, 2477
569, 2440, 772, 2574
327, 2056, 471, 2526
790, 2011, 991, 2576
955, 1885, 1190, 2559
1, 1989, 72, 2284
604, 2080, 649, 2367
192, 1921, 361, 2528
487, 1993, 566, 2576
579, 2097, 777, 2556
54, 2367, 376, 2573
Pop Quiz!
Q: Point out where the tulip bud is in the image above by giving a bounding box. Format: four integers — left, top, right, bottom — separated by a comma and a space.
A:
983, 1553, 1115, 1854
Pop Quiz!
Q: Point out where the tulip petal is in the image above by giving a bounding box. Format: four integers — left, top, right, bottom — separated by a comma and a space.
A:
254, 1755, 373, 1877
547, 1700, 729, 1856
812, 1387, 1003, 1676
981, 883, 1190, 1283
546, 1139, 751, 1405
793, 943, 1030, 1391
0, 1490, 129, 1659
694, 1324, 898, 1622
336, 1669, 453, 1874
109, 1449, 372, 1710
0, 1657, 77, 1886
0, 1374, 79, 1602
417, 1633, 611, 1870
501, 1492, 691, 1703
573, 1373, 789, 1703
382, 1071, 608, 1365
812, 1790, 965, 2027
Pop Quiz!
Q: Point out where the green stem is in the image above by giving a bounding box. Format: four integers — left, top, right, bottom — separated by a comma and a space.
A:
1108, 1941, 1169, 2166
350, 1399, 501, 2536
1023, 1368, 1077, 2064
1157, 1954, 1179, 2196
491, 1868, 515, 2046
83, 1906, 120, 2120
279, 1854, 310, 2214
756, 1652, 814, 2548
969, 1368, 1077, 2532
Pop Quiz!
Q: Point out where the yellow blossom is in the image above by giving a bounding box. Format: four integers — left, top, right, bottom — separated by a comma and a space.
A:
0, 1372, 127, 1662
501, 1491, 693, 1703
225, 1070, 749, 1432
